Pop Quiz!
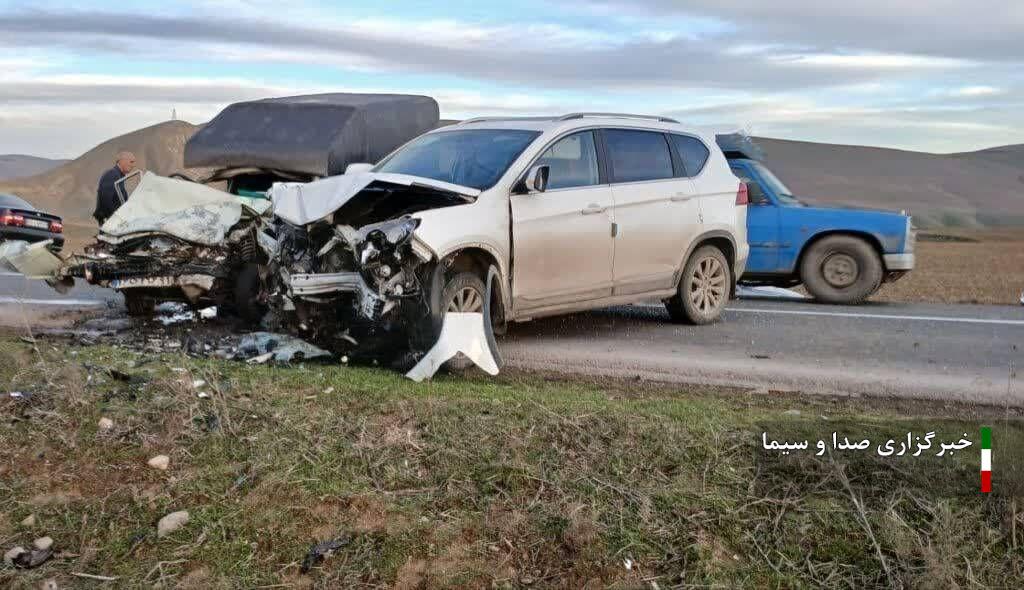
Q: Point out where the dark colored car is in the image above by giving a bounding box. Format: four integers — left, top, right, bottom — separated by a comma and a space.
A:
0, 193, 64, 251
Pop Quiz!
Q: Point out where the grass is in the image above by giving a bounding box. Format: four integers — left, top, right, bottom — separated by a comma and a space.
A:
1, 336, 1023, 588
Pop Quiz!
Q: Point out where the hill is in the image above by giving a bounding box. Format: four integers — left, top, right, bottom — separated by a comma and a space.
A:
0, 119, 1020, 231
0, 120, 199, 223
754, 138, 1024, 228
0, 154, 69, 180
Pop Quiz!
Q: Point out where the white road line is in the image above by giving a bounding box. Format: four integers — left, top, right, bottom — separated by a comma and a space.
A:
727, 307, 1024, 326
0, 297, 105, 306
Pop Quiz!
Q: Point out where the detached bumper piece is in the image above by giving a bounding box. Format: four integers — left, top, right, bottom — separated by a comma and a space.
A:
405, 313, 500, 382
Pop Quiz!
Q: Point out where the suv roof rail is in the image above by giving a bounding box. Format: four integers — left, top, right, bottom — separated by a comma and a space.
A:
557, 112, 680, 124
457, 116, 559, 125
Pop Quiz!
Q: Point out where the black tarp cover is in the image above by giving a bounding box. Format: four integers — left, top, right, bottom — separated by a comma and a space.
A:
184, 93, 440, 177
715, 132, 765, 161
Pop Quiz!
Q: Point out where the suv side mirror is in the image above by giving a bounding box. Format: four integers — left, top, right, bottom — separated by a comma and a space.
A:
345, 163, 373, 175
522, 165, 549, 194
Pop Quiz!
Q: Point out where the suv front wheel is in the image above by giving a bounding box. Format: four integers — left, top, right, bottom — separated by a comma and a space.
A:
665, 245, 731, 325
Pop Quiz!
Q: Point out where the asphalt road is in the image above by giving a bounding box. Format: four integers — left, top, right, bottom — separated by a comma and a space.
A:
1, 272, 1021, 405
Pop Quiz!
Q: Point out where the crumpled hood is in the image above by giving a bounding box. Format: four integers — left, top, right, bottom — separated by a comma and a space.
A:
269, 172, 480, 226
101, 172, 245, 246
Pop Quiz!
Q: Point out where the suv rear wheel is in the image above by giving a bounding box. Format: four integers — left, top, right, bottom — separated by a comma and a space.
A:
799, 235, 882, 304
665, 245, 731, 325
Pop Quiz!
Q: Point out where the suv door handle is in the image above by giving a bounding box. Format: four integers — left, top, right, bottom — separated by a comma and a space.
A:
670, 193, 694, 202
581, 204, 606, 215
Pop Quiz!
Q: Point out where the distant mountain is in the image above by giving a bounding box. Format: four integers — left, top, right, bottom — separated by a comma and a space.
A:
0, 118, 1020, 230
752, 138, 1024, 228
0, 120, 200, 222
0, 154, 69, 181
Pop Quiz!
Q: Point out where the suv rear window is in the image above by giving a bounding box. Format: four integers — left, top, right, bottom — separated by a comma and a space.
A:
670, 134, 710, 177
604, 129, 674, 183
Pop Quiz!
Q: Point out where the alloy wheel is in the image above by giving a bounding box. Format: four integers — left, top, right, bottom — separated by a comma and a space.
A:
688, 255, 727, 315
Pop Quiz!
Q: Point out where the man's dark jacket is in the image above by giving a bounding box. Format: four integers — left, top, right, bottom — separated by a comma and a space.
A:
94, 165, 125, 225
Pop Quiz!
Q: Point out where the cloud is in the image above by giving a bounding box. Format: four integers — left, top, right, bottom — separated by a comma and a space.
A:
581, 0, 1024, 62
0, 9, 980, 93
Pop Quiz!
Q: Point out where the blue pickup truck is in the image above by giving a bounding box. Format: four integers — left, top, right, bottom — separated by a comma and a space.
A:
717, 135, 915, 304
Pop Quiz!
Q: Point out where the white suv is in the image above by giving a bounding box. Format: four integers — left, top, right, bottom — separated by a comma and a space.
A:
271, 113, 749, 333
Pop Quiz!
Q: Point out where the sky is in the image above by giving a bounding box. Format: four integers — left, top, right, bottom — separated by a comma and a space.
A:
1, 0, 1022, 158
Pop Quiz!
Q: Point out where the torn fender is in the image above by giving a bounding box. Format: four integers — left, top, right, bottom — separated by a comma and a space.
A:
270, 172, 480, 226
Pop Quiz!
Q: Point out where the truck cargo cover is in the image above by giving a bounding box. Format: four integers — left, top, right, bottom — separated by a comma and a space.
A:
184, 93, 440, 177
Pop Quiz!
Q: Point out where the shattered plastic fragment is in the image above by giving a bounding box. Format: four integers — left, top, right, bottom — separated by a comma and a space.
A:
236, 332, 331, 363
0, 239, 64, 278
300, 535, 352, 574
405, 313, 500, 382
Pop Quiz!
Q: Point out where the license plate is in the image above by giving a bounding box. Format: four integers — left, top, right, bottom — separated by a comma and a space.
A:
24, 219, 49, 230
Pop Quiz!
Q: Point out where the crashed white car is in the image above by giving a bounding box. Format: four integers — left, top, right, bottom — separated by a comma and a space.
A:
265, 113, 749, 356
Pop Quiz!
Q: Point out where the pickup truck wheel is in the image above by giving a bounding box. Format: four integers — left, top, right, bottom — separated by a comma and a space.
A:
665, 245, 731, 325
439, 272, 488, 370
123, 292, 155, 317
800, 235, 883, 304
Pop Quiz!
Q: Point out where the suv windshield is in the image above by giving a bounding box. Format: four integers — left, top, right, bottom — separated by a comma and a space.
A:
750, 161, 802, 205
375, 129, 541, 190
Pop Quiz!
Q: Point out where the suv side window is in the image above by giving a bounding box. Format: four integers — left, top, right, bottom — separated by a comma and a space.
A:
534, 131, 600, 190
670, 134, 710, 177
604, 129, 674, 183
729, 165, 770, 204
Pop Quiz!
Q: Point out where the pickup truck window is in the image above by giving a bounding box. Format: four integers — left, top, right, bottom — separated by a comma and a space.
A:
604, 129, 674, 183
670, 134, 710, 177
748, 161, 802, 205
729, 167, 770, 204
375, 129, 541, 190
535, 131, 600, 190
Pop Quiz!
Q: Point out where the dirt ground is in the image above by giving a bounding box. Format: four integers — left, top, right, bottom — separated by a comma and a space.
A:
877, 230, 1024, 305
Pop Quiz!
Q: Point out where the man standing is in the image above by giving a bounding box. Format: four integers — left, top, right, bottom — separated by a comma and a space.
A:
94, 151, 136, 226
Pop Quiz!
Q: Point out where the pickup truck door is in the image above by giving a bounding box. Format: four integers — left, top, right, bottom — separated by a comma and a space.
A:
729, 162, 779, 272
510, 130, 614, 310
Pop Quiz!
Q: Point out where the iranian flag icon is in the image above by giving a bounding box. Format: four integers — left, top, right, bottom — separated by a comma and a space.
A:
981, 427, 992, 493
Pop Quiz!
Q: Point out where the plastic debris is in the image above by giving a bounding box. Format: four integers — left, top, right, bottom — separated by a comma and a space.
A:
737, 285, 806, 300
406, 313, 501, 382
157, 511, 190, 538
198, 306, 218, 319
300, 535, 352, 574
236, 332, 331, 363
4, 544, 53, 569
191, 379, 207, 389
97, 417, 114, 431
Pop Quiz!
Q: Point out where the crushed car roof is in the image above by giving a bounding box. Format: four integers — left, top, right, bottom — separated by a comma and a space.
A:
100, 172, 252, 245
184, 93, 440, 177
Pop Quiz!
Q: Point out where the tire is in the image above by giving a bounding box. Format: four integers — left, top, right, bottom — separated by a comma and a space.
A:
233, 263, 266, 324
665, 245, 731, 325
441, 272, 487, 315
799, 235, 882, 304
123, 292, 155, 317
439, 272, 488, 370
